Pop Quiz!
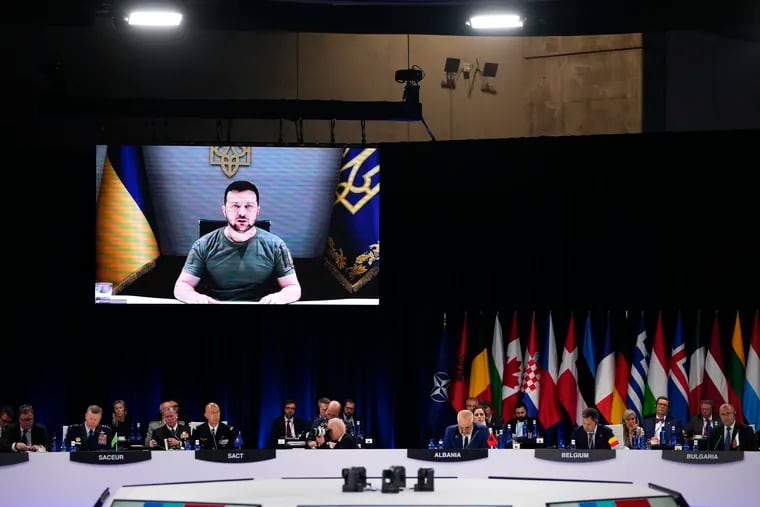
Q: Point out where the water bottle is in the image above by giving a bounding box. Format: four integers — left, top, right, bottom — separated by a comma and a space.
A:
570, 439, 576, 450
670, 425, 677, 447
632, 431, 639, 450
428, 438, 436, 450
504, 424, 512, 446
51, 433, 58, 452
135, 422, 142, 443
659, 426, 666, 445
355, 421, 363, 448
531, 420, 537, 439
557, 432, 565, 449
234, 431, 243, 450
682, 439, 690, 451
184, 438, 192, 451
639, 432, 647, 450
437, 438, 443, 449
194, 439, 201, 451
497, 429, 504, 449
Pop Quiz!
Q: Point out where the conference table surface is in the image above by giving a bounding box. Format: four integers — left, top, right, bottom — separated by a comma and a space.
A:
1, 448, 754, 507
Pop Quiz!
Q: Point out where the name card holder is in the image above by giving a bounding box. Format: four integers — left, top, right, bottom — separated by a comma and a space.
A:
534, 449, 616, 462
194, 449, 276, 463
69, 450, 152, 465
0, 453, 29, 467
407, 448, 488, 462
661, 450, 744, 464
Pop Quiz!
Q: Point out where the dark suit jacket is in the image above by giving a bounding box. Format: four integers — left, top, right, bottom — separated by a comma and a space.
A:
642, 415, 683, 444
151, 423, 193, 450
707, 423, 757, 451
442, 422, 489, 449
192, 422, 235, 450
333, 433, 357, 449
64, 423, 113, 451
340, 416, 363, 437
2, 423, 50, 450
270, 415, 308, 447
571, 424, 615, 449
505, 417, 544, 439
684, 414, 717, 438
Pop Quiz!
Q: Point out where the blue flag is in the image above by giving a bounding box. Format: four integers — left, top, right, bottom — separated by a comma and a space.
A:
427, 314, 457, 442
324, 147, 380, 293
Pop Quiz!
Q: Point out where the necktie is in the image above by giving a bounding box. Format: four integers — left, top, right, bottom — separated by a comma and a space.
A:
212, 427, 216, 437
725, 427, 732, 450
286, 420, 293, 438
588, 432, 594, 449
703, 420, 708, 436
463, 435, 469, 448
22, 429, 29, 446
88, 429, 94, 439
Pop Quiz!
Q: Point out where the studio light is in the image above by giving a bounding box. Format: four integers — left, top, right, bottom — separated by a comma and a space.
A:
395, 66, 425, 104
126, 9, 183, 26
467, 13, 524, 30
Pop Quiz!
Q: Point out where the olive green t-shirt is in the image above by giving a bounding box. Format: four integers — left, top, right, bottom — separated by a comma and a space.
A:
182, 227, 296, 301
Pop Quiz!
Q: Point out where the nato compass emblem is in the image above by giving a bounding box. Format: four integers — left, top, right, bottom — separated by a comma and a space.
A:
430, 372, 451, 403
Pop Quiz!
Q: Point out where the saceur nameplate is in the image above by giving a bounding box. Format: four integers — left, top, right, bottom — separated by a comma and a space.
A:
69, 450, 151, 465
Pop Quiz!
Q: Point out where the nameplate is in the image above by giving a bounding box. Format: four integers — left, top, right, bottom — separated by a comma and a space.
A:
194, 449, 276, 463
0, 453, 29, 466
407, 449, 488, 461
661, 450, 744, 464
534, 449, 616, 462
69, 450, 151, 465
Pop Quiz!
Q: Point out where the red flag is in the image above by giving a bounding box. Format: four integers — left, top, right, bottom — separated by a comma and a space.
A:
703, 311, 729, 406
501, 311, 523, 419
487, 429, 499, 448
558, 312, 585, 426
520, 311, 541, 417
450, 312, 470, 412
538, 311, 562, 429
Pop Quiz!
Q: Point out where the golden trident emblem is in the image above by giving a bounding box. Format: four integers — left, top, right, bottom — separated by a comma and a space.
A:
209, 146, 252, 178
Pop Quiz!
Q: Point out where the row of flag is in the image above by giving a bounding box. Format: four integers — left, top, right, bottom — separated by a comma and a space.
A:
96, 145, 378, 295
427, 309, 760, 440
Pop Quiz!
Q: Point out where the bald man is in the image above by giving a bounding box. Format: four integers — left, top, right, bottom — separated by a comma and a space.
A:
442, 410, 489, 450
190, 402, 236, 450
708, 403, 757, 451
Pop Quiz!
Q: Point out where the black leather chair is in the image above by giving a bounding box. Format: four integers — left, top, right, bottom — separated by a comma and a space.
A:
198, 219, 271, 237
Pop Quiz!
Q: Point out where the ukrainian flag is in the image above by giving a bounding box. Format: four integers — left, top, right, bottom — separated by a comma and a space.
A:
324, 147, 380, 293
95, 146, 160, 293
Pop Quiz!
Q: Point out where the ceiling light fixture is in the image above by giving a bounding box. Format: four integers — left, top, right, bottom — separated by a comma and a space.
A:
466, 13, 524, 30
126, 10, 183, 27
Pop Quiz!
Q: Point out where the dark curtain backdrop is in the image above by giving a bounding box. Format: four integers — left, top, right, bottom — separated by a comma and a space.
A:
9, 129, 759, 450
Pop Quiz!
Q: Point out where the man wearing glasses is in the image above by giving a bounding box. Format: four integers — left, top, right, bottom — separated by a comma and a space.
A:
642, 396, 683, 447
3, 404, 50, 452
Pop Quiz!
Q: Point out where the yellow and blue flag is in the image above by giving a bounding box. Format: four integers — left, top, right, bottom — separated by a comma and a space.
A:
324, 147, 380, 293
95, 145, 160, 293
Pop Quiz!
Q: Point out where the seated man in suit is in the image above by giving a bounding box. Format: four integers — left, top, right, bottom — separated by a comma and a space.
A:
191, 402, 235, 450
270, 399, 307, 448
340, 398, 363, 439
684, 399, 716, 439
65, 405, 113, 451
144, 400, 185, 447
708, 403, 757, 451
642, 396, 683, 447
2, 404, 49, 452
571, 407, 615, 449
442, 409, 489, 449
505, 401, 544, 440
149, 406, 192, 450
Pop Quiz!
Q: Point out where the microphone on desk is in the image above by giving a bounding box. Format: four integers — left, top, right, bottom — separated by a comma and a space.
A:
92, 487, 109, 507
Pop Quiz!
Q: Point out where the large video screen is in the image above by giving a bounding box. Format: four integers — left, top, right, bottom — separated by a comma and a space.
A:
95, 145, 379, 305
